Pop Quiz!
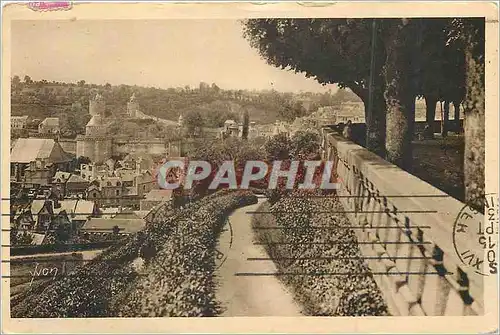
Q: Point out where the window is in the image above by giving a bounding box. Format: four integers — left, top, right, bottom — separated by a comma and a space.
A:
143, 185, 146, 191
117, 181, 121, 186
107, 181, 112, 186
93, 192, 98, 198
116, 190, 120, 196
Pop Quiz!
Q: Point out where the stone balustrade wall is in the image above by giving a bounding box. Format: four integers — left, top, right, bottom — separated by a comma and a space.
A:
321, 127, 484, 316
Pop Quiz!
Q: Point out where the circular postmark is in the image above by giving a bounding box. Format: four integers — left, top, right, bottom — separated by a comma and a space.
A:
453, 195, 499, 276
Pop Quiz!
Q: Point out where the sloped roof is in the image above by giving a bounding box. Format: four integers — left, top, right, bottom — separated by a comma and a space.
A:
86, 115, 102, 127
124, 186, 138, 196
53, 171, 71, 183
115, 169, 136, 182
30, 199, 95, 221
67, 174, 88, 184
81, 218, 145, 234
41, 117, 59, 127
144, 189, 173, 201
12, 116, 28, 121
11, 138, 72, 163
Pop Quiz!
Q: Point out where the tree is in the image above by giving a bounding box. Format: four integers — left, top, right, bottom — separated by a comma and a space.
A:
449, 18, 485, 209
23, 75, 33, 85
290, 131, 320, 159
78, 80, 86, 87
12, 75, 21, 88
241, 109, 250, 140
264, 133, 292, 161
54, 223, 71, 244
183, 110, 205, 137
243, 19, 387, 157
382, 19, 422, 170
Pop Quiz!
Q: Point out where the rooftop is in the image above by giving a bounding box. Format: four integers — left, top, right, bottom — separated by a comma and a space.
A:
12, 116, 29, 121
10, 138, 73, 164
30, 199, 96, 221
81, 217, 146, 234
144, 189, 173, 201
40, 117, 60, 127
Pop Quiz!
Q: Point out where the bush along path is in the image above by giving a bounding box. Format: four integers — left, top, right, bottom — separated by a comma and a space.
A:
11, 191, 258, 317
252, 193, 389, 316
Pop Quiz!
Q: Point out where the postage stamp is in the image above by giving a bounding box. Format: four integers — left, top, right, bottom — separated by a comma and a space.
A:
1, 1, 498, 334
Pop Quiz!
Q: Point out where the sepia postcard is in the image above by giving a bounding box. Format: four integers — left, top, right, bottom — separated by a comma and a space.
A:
1, 1, 499, 333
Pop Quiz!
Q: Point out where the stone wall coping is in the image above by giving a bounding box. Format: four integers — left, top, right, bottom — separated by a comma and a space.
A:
323, 127, 484, 311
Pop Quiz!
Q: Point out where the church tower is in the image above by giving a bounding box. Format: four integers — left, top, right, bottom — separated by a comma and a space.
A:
89, 92, 105, 116
127, 93, 139, 118
86, 93, 106, 136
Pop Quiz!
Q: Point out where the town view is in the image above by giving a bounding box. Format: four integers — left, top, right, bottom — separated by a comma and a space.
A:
7, 17, 488, 319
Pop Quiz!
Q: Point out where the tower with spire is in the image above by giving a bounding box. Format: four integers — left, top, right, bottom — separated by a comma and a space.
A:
127, 93, 139, 118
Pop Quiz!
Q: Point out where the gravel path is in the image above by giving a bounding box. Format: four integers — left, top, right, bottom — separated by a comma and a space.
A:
214, 199, 302, 316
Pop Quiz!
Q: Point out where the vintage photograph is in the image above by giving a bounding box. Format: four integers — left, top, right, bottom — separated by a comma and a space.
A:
2, 2, 496, 329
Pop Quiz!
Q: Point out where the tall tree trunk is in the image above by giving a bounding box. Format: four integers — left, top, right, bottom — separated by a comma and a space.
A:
349, 84, 386, 157
383, 20, 418, 171
424, 94, 437, 127
366, 88, 386, 158
453, 100, 461, 133
463, 21, 485, 209
441, 101, 450, 137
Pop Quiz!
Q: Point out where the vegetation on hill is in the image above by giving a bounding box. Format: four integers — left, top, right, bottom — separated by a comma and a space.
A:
11, 77, 360, 136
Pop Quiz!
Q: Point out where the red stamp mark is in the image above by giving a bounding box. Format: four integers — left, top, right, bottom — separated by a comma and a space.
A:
28, 2, 72, 11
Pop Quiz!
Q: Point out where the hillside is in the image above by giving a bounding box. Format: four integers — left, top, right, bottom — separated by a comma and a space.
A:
10, 78, 363, 135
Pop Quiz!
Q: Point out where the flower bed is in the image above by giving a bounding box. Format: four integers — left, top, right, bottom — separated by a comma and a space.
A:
252, 194, 388, 316
11, 191, 257, 317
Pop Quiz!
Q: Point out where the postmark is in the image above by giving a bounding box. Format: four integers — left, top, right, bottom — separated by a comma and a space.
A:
27, 2, 72, 12
453, 194, 499, 276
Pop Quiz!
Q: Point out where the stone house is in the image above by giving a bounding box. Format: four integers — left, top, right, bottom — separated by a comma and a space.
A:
10, 138, 73, 187
52, 171, 89, 197
38, 117, 60, 134
18, 199, 98, 231
11, 116, 29, 130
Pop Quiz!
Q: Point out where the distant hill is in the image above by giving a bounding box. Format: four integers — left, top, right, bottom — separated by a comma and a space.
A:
10, 78, 361, 133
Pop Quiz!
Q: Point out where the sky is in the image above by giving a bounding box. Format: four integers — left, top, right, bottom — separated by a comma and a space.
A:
11, 19, 337, 93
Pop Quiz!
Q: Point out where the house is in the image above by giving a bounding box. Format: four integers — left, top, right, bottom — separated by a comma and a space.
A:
97, 176, 123, 207
80, 163, 110, 181
273, 121, 291, 137
133, 170, 156, 198
52, 171, 89, 197
85, 169, 157, 209
221, 120, 239, 138
10, 138, 73, 186
38, 117, 60, 134
140, 189, 173, 211
81, 211, 146, 236
11, 116, 29, 130
24, 199, 98, 231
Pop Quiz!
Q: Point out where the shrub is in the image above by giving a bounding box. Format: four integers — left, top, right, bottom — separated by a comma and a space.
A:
11, 190, 257, 318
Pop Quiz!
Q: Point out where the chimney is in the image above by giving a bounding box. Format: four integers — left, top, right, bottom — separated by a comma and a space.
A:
136, 160, 141, 175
